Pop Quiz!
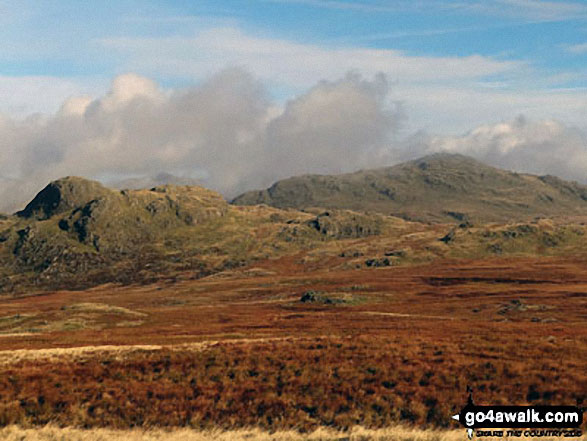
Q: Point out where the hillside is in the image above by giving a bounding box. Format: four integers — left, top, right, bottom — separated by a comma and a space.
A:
1, 177, 586, 437
5, 168, 587, 294
232, 153, 587, 223
0, 177, 410, 294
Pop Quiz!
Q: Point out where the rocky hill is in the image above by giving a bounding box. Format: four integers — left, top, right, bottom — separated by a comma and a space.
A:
5, 156, 587, 294
232, 153, 587, 223
0, 177, 406, 294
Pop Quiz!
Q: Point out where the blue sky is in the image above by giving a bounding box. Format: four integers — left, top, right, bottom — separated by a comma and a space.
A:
1, 0, 587, 212
1, 0, 585, 132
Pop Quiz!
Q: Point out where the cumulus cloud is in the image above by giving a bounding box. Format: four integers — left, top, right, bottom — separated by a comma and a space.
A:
0, 75, 102, 118
411, 116, 587, 182
2, 68, 586, 215
6, 26, 586, 136
260, 72, 401, 181
0, 70, 401, 212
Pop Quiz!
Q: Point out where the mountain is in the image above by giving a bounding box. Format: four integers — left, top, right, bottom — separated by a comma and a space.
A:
0, 177, 406, 293
232, 153, 587, 223
0, 177, 228, 291
6, 157, 587, 295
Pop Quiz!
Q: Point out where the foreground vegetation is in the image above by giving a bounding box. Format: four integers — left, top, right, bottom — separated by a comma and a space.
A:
0, 335, 584, 430
2, 425, 583, 441
0, 254, 585, 432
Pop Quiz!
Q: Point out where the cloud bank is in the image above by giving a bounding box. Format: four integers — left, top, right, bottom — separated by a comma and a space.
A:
406, 117, 587, 182
3, 25, 585, 137
0, 69, 585, 214
0, 70, 402, 212
94, 26, 587, 135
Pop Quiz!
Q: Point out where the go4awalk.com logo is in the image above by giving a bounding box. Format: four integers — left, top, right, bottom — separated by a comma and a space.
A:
452, 391, 584, 439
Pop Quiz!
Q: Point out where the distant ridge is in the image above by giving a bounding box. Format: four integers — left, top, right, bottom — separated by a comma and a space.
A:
5, 167, 587, 294
0, 176, 402, 293
232, 153, 587, 223
111, 172, 202, 191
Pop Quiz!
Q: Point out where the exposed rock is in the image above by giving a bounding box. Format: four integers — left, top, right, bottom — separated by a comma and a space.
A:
17, 177, 112, 220
365, 258, 392, 267
439, 230, 456, 244
384, 249, 405, 257
299, 291, 350, 305
307, 211, 382, 239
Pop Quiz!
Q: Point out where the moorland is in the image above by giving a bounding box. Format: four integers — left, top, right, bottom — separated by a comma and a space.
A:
0, 153, 585, 440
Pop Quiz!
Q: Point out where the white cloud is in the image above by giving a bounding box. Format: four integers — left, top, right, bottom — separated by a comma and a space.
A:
59, 96, 93, 116
414, 117, 587, 181
93, 25, 587, 135
6, 25, 582, 139
98, 26, 524, 90
391, 84, 587, 134
0, 76, 103, 118
0, 70, 401, 213
567, 42, 587, 54
261, 72, 402, 180
99, 73, 163, 110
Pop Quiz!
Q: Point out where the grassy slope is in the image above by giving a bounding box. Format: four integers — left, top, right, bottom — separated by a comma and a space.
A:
6, 165, 587, 294
232, 153, 587, 223
0, 178, 409, 294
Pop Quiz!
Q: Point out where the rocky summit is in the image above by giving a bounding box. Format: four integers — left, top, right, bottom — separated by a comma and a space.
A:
4, 154, 587, 294
232, 153, 587, 223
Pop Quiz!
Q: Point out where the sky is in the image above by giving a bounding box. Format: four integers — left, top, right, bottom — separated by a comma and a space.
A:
0, 0, 586, 211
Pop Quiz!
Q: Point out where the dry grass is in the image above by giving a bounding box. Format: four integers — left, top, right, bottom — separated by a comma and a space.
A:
61, 303, 147, 317
0, 257, 584, 434
1, 425, 582, 441
0, 337, 584, 430
0, 337, 293, 365
0, 344, 163, 365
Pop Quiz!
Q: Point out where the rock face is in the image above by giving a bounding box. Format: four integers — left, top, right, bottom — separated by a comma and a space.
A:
232, 153, 587, 223
14, 178, 229, 254
6, 176, 406, 293
307, 211, 382, 239
17, 177, 113, 220
1, 177, 235, 292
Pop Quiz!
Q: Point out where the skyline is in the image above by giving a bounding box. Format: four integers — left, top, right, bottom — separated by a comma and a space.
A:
0, 0, 586, 211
